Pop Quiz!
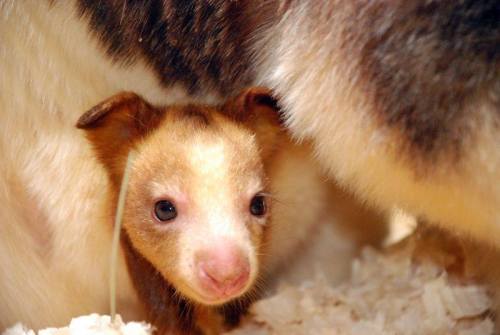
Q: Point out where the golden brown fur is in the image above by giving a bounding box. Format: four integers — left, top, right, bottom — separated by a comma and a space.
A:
75, 88, 330, 334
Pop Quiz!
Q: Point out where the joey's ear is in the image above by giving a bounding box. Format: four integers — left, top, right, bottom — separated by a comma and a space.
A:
223, 87, 281, 123
223, 87, 283, 161
76, 92, 159, 131
76, 92, 163, 181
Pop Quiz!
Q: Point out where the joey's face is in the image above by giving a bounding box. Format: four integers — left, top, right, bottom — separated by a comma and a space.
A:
77, 88, 281, 306
123, 113, 269, 305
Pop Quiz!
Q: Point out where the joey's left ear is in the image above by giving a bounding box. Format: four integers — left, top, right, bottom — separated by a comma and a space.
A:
76, 92, 164, 184
223, 87, 284, 161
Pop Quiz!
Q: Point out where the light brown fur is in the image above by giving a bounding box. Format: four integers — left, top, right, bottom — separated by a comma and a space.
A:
76, 88, 329, 334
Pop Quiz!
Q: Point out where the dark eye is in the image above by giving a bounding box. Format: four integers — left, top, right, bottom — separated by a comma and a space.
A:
154, 200, 177, 222
250, 195, 266, 216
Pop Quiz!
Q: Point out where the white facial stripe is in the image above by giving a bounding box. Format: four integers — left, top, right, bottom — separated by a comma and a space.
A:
189, 138, 228, 178
188, 139, 236, 237
180, 138, 255, 266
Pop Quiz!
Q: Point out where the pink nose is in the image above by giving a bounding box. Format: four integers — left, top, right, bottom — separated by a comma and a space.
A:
196, 242, 250, 299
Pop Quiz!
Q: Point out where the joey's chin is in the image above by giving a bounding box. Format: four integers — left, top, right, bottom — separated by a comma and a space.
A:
181, 271, 254, 306
190, 287, 249, 306
198, 270, 251, 305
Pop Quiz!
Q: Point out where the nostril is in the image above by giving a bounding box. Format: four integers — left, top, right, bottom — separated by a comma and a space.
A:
199, 262, 250, 297
196, 244, 251, 296
199, 258, 249, 285
228, 268, 250, 290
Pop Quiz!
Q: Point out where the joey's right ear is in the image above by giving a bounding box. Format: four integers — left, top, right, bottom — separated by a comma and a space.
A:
223, 87, 284, 161
76, 92, 163, 180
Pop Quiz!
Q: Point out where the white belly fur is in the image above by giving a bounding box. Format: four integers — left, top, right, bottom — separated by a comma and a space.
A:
0, 0, 200, 328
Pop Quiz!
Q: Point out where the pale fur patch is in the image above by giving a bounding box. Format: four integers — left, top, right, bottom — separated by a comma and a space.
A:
0, 0, 219, 328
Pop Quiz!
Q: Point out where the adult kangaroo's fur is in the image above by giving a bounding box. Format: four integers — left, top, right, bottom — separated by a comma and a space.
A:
0, 0, 498, 329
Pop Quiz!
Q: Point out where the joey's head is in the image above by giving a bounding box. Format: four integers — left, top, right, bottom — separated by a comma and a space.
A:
77, 88, 281, 306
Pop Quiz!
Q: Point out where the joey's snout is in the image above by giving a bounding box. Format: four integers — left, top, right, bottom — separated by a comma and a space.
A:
195, 241, 251, 302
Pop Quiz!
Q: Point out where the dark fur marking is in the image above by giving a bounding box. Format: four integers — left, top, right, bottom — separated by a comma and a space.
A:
252, 93, 280, 113
121, 232, 200, 334
350, 0, 500, 159
77, 1, 278, 95
78, 0, 499, 162
217, 295, 255, 328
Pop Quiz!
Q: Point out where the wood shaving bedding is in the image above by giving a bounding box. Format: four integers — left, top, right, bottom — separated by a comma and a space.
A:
3, 227, 494, 335
226, 243, 494, 335
3, 315, 153, 335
